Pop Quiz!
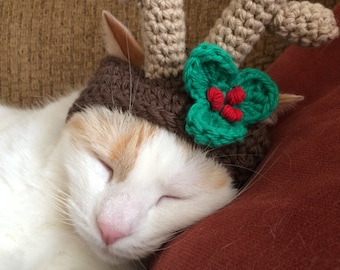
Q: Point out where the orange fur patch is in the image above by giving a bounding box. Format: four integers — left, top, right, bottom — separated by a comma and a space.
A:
66, 110, 156, 182
67, 109, 229, 187
205, 168, 229, 189
108, 123, 156, 181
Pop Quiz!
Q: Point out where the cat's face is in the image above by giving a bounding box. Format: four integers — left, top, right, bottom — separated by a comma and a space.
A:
58, 106, 236, 264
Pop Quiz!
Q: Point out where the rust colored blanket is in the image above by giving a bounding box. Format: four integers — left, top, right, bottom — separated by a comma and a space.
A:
151, 3, 340, 269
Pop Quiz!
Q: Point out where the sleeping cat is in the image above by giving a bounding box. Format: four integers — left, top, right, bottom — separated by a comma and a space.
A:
0, 11, 301, 270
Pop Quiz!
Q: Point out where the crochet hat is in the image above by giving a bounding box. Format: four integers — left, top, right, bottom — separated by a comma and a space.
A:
67, 0, 339, 188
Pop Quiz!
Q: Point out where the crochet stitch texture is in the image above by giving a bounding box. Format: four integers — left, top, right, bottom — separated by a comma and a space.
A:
135, 0, 186, 79
66, 0, 339, 187
205, 0, 339, 66
67, 56, 270, 188
183, 43, 278, 147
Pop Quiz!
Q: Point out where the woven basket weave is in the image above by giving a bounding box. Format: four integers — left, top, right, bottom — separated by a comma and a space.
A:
0, 0, 337, 107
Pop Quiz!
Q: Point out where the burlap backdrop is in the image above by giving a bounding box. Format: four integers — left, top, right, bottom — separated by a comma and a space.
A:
0, 0, 337, 107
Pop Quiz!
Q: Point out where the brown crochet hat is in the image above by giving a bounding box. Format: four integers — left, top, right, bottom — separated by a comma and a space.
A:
67, 0, 338, 188
67, 55, 270, 188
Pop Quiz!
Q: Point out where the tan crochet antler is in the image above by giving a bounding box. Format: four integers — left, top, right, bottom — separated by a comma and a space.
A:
129, 0, 339, 73
130, 0, 186, 79
205, 0, 339, 66
69, 0, 338, 187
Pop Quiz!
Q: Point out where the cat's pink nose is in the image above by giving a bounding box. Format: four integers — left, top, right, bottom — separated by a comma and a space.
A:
97, 221, 126, 245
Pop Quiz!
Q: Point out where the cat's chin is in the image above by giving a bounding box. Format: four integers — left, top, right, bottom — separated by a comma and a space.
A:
75, 224, 137, 265
76, 231, 131, 265
89, 237, 151, 269
93, 244, 130, 265
80, 226, 162, 266
90, 244, 142, 269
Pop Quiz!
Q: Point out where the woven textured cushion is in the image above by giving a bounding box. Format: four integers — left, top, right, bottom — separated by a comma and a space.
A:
5, 0, 339, 107
150, 3, 340, 269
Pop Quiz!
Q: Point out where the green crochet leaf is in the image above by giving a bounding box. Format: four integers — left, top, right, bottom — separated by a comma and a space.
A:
234, 68, 279, 124
183, 43, 238, 100
185, 102, 248, 146
183, 43, 279, 147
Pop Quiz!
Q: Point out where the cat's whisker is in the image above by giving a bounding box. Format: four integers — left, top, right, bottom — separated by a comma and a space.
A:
149, 227, 191, 253
70, 100, 87, 113
59, 213, 72, 220
128, 67, 142, 112
58, 219, 74, 226
232, 144, 285, 199
48, 190, 69, 202
127, 44, 133, 112
150, 143, 290, 257
223, 163, 272, 195
37, 175, 76, 222
256, 143, 284, 176
203, 125, 268, 155
154, 228, 195, 252
52, 204, 73, 220
47, 190, 69, 206
198, 144, 212, 154
135, 259, 147, 270
130, 69, 142, 111
152, 145, 285, 253
223, 163, 268, 177
51, 203, 68, 214
122, 37, 140, 113
215, 153, 267, 158
44, 174, 70, 197
246, 125, 268, 138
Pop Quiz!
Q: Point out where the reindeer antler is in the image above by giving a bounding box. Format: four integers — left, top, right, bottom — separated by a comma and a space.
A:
269, 1, 339, 46
67, 0, 339, 187
205, 0, 339, 66
131, 0, 186, 79
129, 0, 339, 73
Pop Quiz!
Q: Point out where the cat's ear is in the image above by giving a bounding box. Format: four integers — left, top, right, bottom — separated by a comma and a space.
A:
102, 10, 144, 67
264, 93, 304, 125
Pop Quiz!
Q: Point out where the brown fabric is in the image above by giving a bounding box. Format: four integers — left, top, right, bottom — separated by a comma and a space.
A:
2, 0, 336, 108
151, 3, 340, 269
68, 56, 270, 188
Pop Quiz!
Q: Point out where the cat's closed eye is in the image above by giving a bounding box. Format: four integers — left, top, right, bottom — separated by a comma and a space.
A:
97, 157, 114, 183
156, 195, 184, 206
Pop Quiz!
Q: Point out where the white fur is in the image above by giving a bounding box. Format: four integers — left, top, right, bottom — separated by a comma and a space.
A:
0, 97, 237, 269
0, 93, 114, 270
0, 10, 237, 270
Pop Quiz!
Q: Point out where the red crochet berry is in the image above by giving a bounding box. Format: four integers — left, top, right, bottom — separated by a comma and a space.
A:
206, 87, 224, 111
221, 105, 243, 122
226, 86, 246, 105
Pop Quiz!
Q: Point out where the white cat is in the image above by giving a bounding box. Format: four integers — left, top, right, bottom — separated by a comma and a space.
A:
0, 12, 238, 270
0, 11, 300, 270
